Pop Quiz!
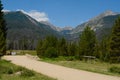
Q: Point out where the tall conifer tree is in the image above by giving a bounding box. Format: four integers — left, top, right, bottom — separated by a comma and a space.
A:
0, 0, 7, 57
78, 26, 96, 59
109, 17, 120, 63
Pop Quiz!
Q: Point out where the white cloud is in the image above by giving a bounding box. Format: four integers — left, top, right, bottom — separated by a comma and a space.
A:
2, 9, 10, 12
17, 9, 49, 22
3, 9, 49, 22
28, 10, 49, 22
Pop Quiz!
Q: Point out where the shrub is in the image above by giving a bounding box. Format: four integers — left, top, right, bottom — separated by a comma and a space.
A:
65, 56, 76, 61
16, 67, 25, 71
109, 66, 120, 74
21, 69, 35, 77
0, 65, 5, 74
45, 47, 58, 58
0, 75, 1, 79
0, 64, 14, 74
7, 67, 14, 74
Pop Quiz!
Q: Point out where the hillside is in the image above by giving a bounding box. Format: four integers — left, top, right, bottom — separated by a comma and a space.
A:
4, 11, 62, 49
65, 11, 120, 41
4, 10, 120, 49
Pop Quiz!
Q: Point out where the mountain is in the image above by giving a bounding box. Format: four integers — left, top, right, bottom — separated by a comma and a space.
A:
40, 21, 73, 40
40, 10, 120, 41
69, 10, 120, 40
58, 26, 73, 41
4, 11, 62, 49
4, 10, 120, 48
41, 21, 73, 32
5, 11, 62, 39
40, 21, 62, 31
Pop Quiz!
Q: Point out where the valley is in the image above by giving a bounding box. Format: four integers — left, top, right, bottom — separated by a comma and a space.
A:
0, 0, 120, 80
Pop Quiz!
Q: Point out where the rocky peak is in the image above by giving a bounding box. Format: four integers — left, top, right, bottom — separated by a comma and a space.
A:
62, 26, 73, 31
88, 10, 118, 23
100, 10, 117, 17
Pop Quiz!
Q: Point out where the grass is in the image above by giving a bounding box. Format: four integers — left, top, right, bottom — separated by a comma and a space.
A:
7, 50, 37, 55
0, 60, 56, 80
109, 66, 120, 74
41, 56, 120, 77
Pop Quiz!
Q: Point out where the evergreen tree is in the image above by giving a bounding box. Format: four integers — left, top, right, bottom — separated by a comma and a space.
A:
36, 35, 59, 58
0, 0, 7, 57
45, 47, 58, 58
100, 37, 110, 61
78, 26, 96, 59
68, 42, 77, 56
93, 40, 101, 58
58, 37, 68, 56
36, 40, 44, 58
109, 17, 120, 63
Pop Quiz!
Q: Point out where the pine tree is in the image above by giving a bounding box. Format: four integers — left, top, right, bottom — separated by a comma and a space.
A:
68, 42, 77, 56
0, 0, 7, 57
99, 37, 110, 61
78, 26, 96, 59
93, 40, 101, 58
58, 37, 68, 56
109, 17, 120, 63
36, 35, 58, 58
36, 40, 44, 58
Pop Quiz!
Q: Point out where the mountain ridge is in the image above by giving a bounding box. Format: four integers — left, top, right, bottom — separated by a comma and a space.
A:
4, 10, 120, 42
65, 10, 120, 40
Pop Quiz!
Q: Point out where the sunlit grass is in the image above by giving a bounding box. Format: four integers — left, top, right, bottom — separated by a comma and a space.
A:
42, 57, 120, 77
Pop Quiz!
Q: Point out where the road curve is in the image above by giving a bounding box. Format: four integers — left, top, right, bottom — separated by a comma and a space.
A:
3, 56, 120, 80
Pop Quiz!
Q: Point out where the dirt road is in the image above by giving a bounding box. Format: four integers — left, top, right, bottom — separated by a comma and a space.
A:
3, 56, 120, 80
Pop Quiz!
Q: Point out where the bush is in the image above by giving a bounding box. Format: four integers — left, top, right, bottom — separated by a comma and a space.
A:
65, 56, 76, 61
0, 64, 13, 74
7, 67, 14, 74
109, 66, 120, 74
21, 69, 35, 77
0, 66, 5, 74
0, 75, 1, 79
45, 47, 58, 58
16, 66, 25, 71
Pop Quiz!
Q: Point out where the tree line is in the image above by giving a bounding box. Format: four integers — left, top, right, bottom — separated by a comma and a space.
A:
36, 17, 120, 63
7, 39, 36, 50
0, 0, 7, 58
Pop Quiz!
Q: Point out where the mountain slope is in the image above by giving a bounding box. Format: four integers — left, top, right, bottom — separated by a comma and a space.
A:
4, 11, 62, 49
40, 21, 62, 31
5, 11, 61, 40
4, 10, 120, 45
70, 11, 120, 40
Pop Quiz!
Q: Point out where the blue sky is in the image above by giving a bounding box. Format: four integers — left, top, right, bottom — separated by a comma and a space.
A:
2, 0, 120, 28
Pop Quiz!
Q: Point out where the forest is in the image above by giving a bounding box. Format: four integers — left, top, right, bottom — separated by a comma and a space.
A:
36, 18, 120, 63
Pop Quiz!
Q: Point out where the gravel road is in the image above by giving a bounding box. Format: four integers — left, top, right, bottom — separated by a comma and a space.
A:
3, 56, 120, 80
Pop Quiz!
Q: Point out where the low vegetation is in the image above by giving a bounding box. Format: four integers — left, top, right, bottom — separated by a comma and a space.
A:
0, 60, 56, 80
109, 66, 120, 74
7, 50, 37, 55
